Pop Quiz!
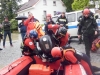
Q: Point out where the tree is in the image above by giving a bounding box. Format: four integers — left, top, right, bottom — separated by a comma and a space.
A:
62, 0, 74, 12
72, 0, 89, 11
0, 0, 22, 23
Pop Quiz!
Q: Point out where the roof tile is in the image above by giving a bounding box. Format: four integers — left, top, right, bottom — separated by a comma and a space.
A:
18, 0, 39, 12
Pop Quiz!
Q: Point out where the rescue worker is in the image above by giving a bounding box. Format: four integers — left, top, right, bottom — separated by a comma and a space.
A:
51, 47, 94, 75
24, 12, 39, 35
78, 8, 98, 58
85, 7, 94, 17
56, 12, 68, 29
22, 30, 38, 56
18, 19, 27, 41
47, 24, 70, 47
44, 14, 55, 34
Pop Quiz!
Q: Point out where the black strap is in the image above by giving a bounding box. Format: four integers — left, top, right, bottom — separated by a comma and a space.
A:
82, 19, 93, 34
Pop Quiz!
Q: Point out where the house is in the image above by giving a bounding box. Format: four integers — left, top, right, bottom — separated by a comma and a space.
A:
17, 0, 66, 24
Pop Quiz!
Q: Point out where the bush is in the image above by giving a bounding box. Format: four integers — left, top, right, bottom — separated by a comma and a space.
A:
10, 19, 18, 32
41, 24, 44, 27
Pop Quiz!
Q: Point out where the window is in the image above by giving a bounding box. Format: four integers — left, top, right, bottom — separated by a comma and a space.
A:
43, 10, 47, 20
77, 12, 82, 20
43, 0, 47, 5
54, 11, 56, 16
66, 13, 76, 22
43, 10, 46, 16
53, 1, 56, 6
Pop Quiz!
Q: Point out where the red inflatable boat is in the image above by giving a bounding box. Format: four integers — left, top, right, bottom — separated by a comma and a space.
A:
0, 55, 87, 75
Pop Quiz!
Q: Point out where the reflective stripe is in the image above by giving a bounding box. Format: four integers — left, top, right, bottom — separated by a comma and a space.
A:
59, 19, 66, 22
66, 24, 68, 26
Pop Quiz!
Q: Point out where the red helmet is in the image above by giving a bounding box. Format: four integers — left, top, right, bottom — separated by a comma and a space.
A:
83, 9, 90, 15
51, 47, 62, 57
46, 14, 51, 17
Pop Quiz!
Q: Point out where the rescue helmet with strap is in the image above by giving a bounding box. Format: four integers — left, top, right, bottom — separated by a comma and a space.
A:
83, 8, 90, 16
29, 30, 38, 39
51, 47, 62, 57
57, 27, 67, 36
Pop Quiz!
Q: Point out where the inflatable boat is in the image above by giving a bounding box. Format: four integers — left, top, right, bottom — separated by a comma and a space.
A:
0, 55, 87, 75
0, 34, 87, 75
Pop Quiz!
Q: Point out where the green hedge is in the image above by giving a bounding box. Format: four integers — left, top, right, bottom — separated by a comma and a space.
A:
10, 19, 18, 31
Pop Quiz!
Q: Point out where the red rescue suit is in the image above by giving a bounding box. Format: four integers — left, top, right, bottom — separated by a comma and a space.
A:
24, 38, 36, 50
48, 24, 60, 34
62, 49, 93, 75
48, 24, 69, 47
60, 33, 69, 47
24, 17, 35, 35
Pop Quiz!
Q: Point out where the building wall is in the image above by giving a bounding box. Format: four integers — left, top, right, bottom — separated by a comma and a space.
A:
17, 0, 66, 24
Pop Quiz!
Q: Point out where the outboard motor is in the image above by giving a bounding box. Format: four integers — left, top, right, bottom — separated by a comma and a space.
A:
39, 35, 54, 58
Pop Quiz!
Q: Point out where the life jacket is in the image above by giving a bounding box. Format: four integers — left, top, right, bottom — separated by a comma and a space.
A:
34, 21, 45, 38
61, 49, 75, 65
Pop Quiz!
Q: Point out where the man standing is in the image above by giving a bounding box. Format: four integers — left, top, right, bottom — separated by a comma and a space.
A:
56, 12, 68, 29
24, 12, 39, 35
18, 19, 27, 41
78, 8, 98, 58
44, 14, 55, 34
2, 17, 13, 48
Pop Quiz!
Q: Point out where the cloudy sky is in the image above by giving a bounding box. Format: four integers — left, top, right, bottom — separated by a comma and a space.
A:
18, 0, 28, 5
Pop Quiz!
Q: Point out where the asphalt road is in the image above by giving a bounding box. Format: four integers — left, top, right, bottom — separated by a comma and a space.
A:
0, 34, 100, 74
70, 39, 100, 75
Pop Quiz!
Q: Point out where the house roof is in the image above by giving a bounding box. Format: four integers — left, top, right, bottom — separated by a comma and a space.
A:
18, 0, 39, 12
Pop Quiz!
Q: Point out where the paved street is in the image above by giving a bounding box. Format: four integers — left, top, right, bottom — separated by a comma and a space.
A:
0, 33, 100, 74
0, 33, 22, 69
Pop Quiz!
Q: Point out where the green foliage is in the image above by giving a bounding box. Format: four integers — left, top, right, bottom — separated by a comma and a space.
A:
72, 0, 89, 11
88, 5, 95, 8
41, 24, 44, 27
62, 0, 74, 12
0, 0, 21, 23
10, 19, 18, 30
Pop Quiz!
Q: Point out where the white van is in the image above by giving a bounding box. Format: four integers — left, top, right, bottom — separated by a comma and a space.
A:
65, 10, 82, 38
